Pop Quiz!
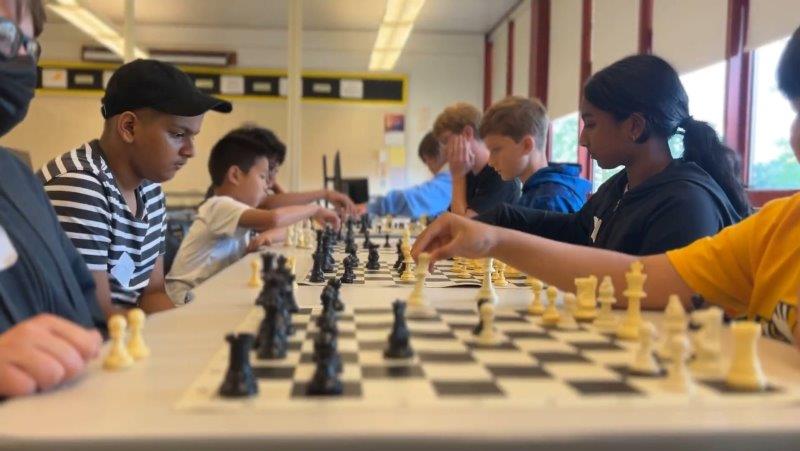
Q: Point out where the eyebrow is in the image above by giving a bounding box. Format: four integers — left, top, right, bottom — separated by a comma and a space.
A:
174, 125, 200, 135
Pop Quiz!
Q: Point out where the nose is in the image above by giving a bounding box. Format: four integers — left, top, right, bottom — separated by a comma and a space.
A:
180, 140, 196, 159
578, 127, 589, 148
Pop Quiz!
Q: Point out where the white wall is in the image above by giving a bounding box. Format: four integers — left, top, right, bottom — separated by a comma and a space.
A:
4, 23, 483, 196
511, 0, 531, 97
490, 22, 508, 104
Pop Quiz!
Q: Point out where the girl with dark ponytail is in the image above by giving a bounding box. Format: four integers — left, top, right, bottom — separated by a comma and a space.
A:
477, 54, 747, 255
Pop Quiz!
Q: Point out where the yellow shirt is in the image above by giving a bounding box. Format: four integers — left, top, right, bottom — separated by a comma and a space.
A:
667, 193, 800, 343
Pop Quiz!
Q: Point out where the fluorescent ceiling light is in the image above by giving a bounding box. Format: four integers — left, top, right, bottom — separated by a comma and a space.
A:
369, 0, 425, 71
47, 0, 149, 60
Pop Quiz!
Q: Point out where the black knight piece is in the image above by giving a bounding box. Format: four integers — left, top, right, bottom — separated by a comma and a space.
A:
366, 244, 381, 270
219, 333, 258, 398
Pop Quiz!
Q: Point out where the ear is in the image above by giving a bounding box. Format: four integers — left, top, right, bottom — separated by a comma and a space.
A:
116, 112, 138, 144
628, 113, 648, 143
521, 135, 536, 154
225, 165, 243, 186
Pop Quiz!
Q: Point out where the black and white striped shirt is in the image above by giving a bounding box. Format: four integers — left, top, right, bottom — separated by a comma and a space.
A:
37, 140, 166, 306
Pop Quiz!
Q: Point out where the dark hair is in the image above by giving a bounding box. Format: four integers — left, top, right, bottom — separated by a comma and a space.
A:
208, 125, 286, 187
584, 54, 750, 216
417, 131, 440, 160
16, 0, 46, 37
778, 26, 800, 100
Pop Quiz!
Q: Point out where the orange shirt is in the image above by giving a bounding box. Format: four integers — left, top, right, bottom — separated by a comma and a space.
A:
667, 193, 800, 343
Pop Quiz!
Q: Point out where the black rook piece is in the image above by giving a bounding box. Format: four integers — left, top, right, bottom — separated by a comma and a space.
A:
219, 333, 258, 398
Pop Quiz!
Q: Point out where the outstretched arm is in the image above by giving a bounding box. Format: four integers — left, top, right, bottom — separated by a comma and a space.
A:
411, 213, 693, 310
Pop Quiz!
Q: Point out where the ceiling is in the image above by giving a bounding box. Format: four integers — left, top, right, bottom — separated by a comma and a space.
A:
49, 0, 519, 34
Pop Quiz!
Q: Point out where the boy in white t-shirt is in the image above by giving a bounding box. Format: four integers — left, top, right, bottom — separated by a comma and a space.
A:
166, 127, 340, 305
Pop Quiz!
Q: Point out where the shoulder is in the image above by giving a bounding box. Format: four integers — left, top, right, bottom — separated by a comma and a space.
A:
38, 142, 106, 184
199, 195, 251, 216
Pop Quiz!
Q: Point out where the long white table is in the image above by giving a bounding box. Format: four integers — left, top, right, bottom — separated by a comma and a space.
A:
1, 246, 799, 450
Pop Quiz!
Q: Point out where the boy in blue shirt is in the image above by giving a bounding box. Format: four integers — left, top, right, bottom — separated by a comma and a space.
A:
482, 96, 591, 213
358, 132, 452, 219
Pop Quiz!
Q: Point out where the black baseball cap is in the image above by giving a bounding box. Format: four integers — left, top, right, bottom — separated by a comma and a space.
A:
101, 59, 232, 119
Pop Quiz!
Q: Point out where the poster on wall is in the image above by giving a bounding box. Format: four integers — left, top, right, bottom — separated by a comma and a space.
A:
379, 113, 407, 192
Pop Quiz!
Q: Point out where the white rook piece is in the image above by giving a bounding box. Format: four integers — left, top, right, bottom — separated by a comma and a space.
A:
616, 261, 646, 340
725, 321, 768, 391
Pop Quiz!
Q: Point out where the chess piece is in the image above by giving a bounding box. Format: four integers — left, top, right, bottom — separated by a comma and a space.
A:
307, 331, 344, 396
309, 251, 326, 283
616, 261, 646, 340
725, 321, 768, 391
256, 300, 288, 359
493, 261, 509, 287
656, 295, 687, 360
285, 224, 295, 247
383, 233, 391, 248
542, 286, 561, 326
248, 259, 262, 288
340, 254, 357, 284
384, 300, 414, 358
363, 228, 373, 249
103, 315, 134, 370
574, 275, 598, 321
408, 253, 429, 308
558, 292, 580, 330
296, 222, 307, 249
456, 257, 472, 279
477, 299, 501, 345
476, 257, 498, 304
593, 276, 618, 333
690, 307, 724, 376
219, 333, 258, 398
399, 244, 415, 282
126, 308, 150, 360
393, 241, 404, 273
663, 333, 695, 393
366, 244, 381, 270
526, 277, 545, 315
629, 321, 662, 375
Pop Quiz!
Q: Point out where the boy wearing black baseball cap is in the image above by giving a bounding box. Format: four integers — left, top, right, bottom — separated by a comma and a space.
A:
38, 59, 231, 318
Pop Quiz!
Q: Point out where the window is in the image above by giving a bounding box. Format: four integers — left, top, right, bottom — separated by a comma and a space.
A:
749, 37, 800, 189
550, 112, 579, 163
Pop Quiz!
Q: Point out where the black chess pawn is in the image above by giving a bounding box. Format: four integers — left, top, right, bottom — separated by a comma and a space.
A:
306, 355, 343, 396
322, 234, 336, 273
309, 251, 326, 283
219, 333, 258, 398
282, 273, 300, 314
348, 243, 360, 265
384, 300, 414, 359
313, 324, 343, 374
366, 244, 381, 270
363, 228, 373, 249
383, 233, 391, 248
340, 254, 357, 284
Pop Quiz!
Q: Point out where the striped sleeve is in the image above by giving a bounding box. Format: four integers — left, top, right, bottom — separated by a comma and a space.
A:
43, 172, 112, 271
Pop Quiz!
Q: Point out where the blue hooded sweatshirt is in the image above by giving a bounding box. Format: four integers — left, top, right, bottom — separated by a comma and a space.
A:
516, 163, 591, 213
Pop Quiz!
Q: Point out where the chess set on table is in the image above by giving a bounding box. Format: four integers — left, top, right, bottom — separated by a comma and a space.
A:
176, 248, 800, 412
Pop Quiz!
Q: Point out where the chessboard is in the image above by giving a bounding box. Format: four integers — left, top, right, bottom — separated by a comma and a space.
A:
300, 260, 529, 289
300, 236, 529, 288
176, 305, 800, 412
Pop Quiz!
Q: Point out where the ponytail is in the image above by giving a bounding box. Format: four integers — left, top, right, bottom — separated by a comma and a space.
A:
680, 117, 750, 216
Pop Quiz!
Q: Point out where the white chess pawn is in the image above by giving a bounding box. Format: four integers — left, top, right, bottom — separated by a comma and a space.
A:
629, 321, 661, 375
127, 308, 150, 360
542, 286, 561, 326
663, 333, 695, 394
248, 259, 262, 288
656, 295, 687, 360
725, 321, 768, 391
593, 276, 618, 333
296, 224, 307, 249
477, 300, 501, 345
285, 224, 295, 247
527, 277, 545, 315
103, 315, 133, 370
558, 293, 580, 330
